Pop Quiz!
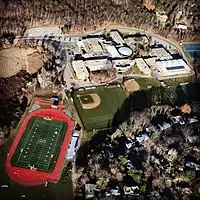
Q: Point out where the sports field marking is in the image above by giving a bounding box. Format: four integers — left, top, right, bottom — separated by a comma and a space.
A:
17, 120, 48, 166
44, 124, 63, 171
79, 93, 101, 109
73, 85, 127, 131
29, 122, 62, 170
16, 119, 38, 164
31, 124, 53, 170
11, 116, 68, 172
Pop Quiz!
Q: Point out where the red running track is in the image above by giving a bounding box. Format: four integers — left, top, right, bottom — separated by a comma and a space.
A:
34, 97, 66, 109
5, 109, 74, 186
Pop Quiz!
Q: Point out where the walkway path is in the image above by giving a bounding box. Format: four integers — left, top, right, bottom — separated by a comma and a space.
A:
109, 26, 191, 68
20, 25, 193, 89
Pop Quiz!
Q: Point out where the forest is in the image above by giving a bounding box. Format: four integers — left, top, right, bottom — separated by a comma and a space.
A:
0, 0, 199, 41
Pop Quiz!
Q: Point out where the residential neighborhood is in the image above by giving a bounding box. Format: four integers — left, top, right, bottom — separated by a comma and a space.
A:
0, 25, 199, 200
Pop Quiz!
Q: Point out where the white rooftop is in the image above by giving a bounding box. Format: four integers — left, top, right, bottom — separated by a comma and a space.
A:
72, 60, 89, 80
135, 58, 150, 69
156, 59, 191, 76
109, 31, 124, 45
118, 46, 133, 56
104, 44, 121, 58
113, 59, 131, 65
82, 38, 103, 55
144, 58, 156, 68
64, 42, 81, 55
135, 58, 151, 75
151, 47, 173, 60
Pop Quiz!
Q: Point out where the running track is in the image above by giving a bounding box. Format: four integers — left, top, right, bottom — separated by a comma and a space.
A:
6, 109, 74, 185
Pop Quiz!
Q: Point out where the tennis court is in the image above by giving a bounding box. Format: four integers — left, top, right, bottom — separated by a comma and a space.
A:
183, 43, 200, 59
11, 116, 68, 172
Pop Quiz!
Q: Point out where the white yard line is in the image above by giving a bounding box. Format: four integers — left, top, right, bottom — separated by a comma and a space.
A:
16, 118, 37, 164
26, 119, 51, 167
37, 124, 52, 168
36, 123, 53, 169
34, 120, 58, 169
44, 124, 63, 171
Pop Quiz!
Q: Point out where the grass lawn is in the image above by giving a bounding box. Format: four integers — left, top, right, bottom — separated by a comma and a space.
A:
125, 77, 160, 90
0, 97, 73, 200
0, 151, 73, 200
132, 64, 144, 74
73, 85, 127, 131
163, 76, 195, 86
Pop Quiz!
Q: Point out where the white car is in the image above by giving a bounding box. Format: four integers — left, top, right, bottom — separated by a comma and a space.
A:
188, 117, 199, 124
1, 185, 8, 188
179, 119, 185, 125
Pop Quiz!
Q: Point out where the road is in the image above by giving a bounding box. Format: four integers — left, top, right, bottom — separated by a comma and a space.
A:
21, 26, 187, 64
107, 26, 191, 68
21, 25, 192, 90
22, 36, 80, 89
22, 36, 96, 89
19, 26, 195, 194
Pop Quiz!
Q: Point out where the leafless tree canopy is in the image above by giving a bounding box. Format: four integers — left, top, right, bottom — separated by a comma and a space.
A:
0, 0, 199, 40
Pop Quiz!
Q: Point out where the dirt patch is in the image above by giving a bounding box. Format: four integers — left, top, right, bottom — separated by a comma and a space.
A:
124, 79, 140, 92
26, 52, 43, 74
78, 93, 101, 109
0, 71, 28, 101
0, 47, 43, 77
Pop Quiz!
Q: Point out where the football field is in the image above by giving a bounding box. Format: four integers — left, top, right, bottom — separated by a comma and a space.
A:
11, 116, 68, 172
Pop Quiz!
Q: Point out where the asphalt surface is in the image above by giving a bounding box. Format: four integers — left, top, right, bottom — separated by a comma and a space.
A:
21, 26, 192, 89
109, 26, 192, 68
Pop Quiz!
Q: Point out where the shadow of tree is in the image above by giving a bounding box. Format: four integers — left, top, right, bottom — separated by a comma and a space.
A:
75, 82, 200, 200
112, 89, 150, 127
76, 83, 200, 168
0, 71, 30, 128
76, 129, 112, 167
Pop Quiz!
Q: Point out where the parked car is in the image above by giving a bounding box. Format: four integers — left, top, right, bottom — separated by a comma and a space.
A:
1, 185, 8, 188
179, 118, 185, 125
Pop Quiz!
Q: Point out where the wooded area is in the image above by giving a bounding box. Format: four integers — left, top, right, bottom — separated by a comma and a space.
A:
0, 0, 199, 40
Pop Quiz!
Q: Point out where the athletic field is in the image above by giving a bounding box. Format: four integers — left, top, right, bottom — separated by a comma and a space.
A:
11, 116, 67, 172
183, 43, 200, 59
73, 85, 127, 131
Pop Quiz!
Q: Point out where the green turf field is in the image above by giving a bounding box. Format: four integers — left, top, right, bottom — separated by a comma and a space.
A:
11, 116, 68, 172
73, 85, 127, 131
